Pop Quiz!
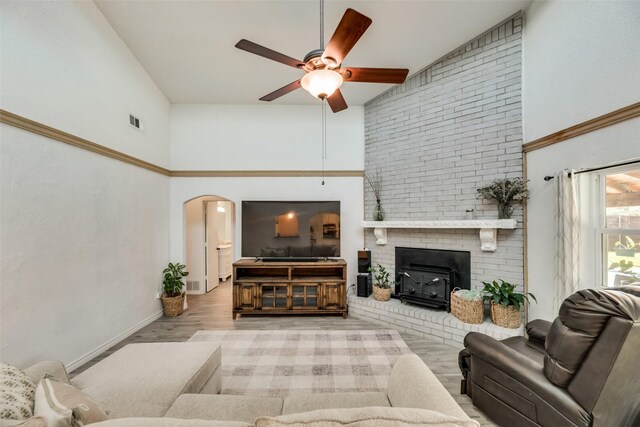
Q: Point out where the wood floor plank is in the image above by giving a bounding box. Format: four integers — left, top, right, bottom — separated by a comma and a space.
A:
73, 279, 495, 425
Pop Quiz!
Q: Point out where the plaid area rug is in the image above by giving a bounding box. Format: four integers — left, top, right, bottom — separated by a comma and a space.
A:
188, 329, 412, 397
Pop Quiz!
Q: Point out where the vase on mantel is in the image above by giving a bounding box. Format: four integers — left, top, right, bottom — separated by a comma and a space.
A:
497, 202, 514, 219
373, 200, 385, 221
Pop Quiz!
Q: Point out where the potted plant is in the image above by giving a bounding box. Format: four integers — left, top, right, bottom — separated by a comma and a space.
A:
368, 264, 393, 301
161, 262, 189, 317
614, 236, 639, 257
366, 170, 384, 221
477, 177, 528, 219
482, 279, 536, 328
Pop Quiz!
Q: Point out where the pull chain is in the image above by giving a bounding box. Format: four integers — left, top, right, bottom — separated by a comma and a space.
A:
320, 0, 324, 48
320, 0, 326, 186
321, 100, 326, 185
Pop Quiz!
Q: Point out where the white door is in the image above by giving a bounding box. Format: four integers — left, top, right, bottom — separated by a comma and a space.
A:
205, 202, 220, 292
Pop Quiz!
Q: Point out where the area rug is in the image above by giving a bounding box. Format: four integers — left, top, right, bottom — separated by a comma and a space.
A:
188, 329, 412, 397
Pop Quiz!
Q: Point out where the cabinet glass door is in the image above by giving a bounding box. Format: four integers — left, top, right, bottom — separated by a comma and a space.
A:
292, 285, 319, 309
261, 284, 288, 309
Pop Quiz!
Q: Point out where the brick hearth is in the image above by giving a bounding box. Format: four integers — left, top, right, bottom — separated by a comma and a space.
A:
348, 294, 523, 347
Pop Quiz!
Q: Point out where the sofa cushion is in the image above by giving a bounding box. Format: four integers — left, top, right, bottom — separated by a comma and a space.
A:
166, 394, 283, 424
255, 407, 481, 427
0, 417, 47, 426
0, 363, 36, 420
282, 392, 389, 415
387, 354, 469, 420
34, 377, 109, 426
91, 417, 251, 427
71, 343, 221, 418
23, 361, 70, 386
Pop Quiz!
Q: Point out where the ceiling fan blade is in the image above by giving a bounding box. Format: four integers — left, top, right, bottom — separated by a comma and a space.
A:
322, 9, 372, 66
235, 39, 304, 69
326, 89, 348, 113
342, 67, 409, 84
259, 80, 302, 102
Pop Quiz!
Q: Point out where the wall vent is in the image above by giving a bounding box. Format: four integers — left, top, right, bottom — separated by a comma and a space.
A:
129, 114, 144, 132
186, 280, 201, 292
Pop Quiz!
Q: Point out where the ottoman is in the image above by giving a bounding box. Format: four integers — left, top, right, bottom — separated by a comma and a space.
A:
71, 342, 221, 418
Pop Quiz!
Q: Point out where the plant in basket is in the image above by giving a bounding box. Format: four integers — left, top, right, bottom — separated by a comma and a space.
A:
161, 262, 189, 317
368, 264, 394, 301
481, 279, 536, 328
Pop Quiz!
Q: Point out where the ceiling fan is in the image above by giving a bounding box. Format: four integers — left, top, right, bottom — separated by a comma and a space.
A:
235, 2, 409, 113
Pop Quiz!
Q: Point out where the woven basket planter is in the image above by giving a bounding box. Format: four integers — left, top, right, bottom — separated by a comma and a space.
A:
373, 286, 391, 301
451, 291, 484, 324
490, 301, 521, 328
161, 293, 185, 317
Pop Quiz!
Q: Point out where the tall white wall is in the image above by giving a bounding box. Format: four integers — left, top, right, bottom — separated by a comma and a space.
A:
170, 105, 364, 170
523, 0, 640, 141
0, 0, 171, 166
169, 104, 365, 285
524, 1, 640, 321
0, 1, 170, 368
1, 125, 170, 369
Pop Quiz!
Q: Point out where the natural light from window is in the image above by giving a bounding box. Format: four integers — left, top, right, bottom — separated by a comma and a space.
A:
602, 169, 640, 287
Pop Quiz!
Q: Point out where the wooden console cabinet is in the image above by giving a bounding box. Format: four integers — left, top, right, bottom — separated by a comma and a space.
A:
232, 259, 347, 319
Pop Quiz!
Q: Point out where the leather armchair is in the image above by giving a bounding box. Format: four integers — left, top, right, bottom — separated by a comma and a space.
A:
459, 286, 640, 427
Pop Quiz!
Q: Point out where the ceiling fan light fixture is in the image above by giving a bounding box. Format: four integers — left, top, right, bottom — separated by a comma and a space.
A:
300, 69, 343, 99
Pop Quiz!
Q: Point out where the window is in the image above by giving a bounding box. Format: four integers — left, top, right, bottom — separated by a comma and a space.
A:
598, 168, 640, 287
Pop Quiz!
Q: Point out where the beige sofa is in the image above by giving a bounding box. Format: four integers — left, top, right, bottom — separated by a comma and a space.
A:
23, 342, 478, 426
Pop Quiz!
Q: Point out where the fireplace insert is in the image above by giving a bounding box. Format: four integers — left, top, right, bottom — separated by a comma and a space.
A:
395, 247, 471, 311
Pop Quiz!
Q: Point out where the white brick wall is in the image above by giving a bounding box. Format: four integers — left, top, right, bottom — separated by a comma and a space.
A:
364, 14, 524, 292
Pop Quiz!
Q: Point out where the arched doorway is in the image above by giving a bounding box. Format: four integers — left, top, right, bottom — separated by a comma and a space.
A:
183, 195, 235, 294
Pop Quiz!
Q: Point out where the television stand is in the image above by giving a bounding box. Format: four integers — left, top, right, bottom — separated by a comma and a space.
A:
233, 259, 347, 319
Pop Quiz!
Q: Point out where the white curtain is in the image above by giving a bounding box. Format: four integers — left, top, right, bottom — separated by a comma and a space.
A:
554, 169, 581, 313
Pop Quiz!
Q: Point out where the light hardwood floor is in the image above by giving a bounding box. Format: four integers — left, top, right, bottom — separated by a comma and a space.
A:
75, 279, 495, 426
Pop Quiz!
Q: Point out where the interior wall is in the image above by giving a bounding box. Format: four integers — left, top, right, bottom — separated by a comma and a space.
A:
170, 104, 364, 170
523, 0, 640, 321
170, 177, 364, 287
523, 0, 640, 141
169, 103, 365, 285
0, 125, 170, 369
526, 119, 640, 321
0, 0, 171, 166
0, 0, 171, 369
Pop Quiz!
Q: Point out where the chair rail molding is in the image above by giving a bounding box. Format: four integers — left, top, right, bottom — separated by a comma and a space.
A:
522, 102, 640, 153
362, 219, 517, 251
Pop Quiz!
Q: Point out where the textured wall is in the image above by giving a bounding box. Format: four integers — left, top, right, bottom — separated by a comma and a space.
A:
364, 14, 524, 291
1, 125, 169, 369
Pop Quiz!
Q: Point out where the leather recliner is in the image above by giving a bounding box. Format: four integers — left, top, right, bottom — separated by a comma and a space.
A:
459, 286, 640, 427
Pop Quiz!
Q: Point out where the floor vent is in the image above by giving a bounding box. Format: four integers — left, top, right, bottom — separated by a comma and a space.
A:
186, 280, 200, 292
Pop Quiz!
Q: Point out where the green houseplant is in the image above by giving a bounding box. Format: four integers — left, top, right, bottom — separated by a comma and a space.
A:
477, 177, 528, 219
368, 264, 393, 301
481, 279, 536, 328
614, 236, 639, 257
161, 262, 189, 317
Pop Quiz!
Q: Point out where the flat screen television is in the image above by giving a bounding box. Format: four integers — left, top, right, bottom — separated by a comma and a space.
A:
242, 201, 341, 259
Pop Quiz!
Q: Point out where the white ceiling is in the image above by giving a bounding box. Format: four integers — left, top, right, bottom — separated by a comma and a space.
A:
95, 0, 532, 106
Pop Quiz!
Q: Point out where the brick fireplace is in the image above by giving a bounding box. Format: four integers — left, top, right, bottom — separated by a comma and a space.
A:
350, 14, 525, 345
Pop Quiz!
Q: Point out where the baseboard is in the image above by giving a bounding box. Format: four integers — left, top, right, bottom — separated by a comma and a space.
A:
66, 310, 163, 372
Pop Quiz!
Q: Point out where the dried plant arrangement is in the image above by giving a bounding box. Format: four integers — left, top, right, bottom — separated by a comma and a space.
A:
477, 177, 528, 219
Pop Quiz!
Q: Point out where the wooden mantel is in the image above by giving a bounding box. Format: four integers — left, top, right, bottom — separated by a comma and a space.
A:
361, 219, 517, 251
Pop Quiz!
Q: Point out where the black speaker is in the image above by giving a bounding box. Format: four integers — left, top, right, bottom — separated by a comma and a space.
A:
358, 250, 371, 274
357, 274, 372, 297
